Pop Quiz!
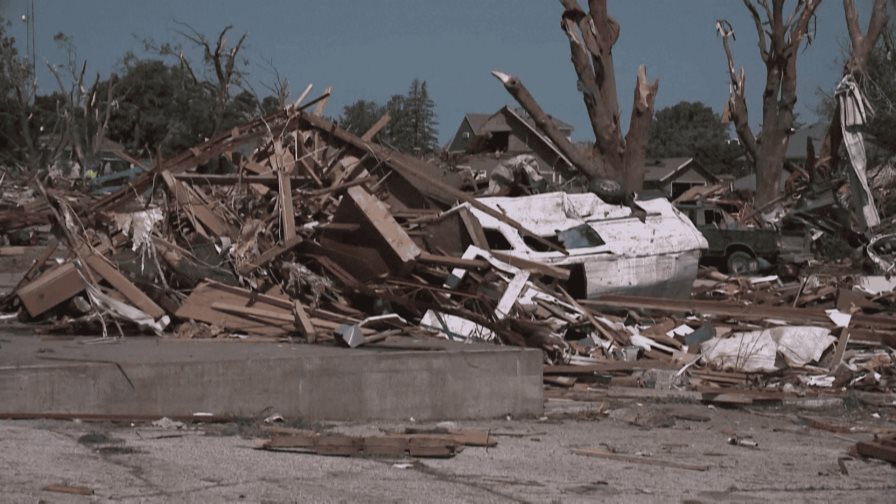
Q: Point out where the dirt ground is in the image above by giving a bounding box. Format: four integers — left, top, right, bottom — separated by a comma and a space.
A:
1, 397, 894, 503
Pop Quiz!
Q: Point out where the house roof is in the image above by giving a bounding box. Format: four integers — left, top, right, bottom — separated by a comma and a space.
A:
464, 113, 492, 134
643, 157, 693, 182
474, 108, 574, 135
643, 157, 719, 185
501, 107, 573, 169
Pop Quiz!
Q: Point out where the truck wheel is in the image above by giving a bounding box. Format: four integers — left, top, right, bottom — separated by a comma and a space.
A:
726, 251, 757, 275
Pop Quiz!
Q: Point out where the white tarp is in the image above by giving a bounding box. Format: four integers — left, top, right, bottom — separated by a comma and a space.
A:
837, 75, 880, 229
701, 326, 835, 372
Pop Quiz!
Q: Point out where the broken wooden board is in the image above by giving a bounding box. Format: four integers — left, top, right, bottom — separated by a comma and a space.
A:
17, 262, 84, 317
574, 447, 709, 471
161, 171, 235, 238
856, 435, 896, 464
237, 235, 304, 275
260, 430, 492, 458
84, 253, 165, 319
175, 282, 293, 337
344, 186, 421, 269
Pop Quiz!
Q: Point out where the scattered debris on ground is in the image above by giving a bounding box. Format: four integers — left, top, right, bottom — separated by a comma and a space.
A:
0, 87, 893, 415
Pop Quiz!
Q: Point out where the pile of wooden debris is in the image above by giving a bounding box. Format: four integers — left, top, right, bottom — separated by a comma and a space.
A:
0, 91, 893, 403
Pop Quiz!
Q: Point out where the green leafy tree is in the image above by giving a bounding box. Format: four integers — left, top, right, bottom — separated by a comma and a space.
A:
0, 17, 40, 167
647, 101, 741, 175
333, 80, 439, 155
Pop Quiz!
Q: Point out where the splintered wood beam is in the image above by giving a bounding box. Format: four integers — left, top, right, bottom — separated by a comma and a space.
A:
345, 186, 421, 266
161, 171, 234, 238
278, 168, 296, 240
491, 70, 599, 179
293, 300, 317, 342
84, 253, 165, 319
361, 112, 391, 142
237, 235, 304, 275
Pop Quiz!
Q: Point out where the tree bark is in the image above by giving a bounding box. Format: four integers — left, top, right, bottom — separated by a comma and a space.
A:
492, 71, 601, 179
816, 0, 890, 177
621, 66, 659, 192
717, 0, 820, 206
494, 0, 657, 192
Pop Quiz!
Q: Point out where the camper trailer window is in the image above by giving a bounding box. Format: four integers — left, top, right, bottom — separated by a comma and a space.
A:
483, 228, 513, 250
557, 224, 605, 249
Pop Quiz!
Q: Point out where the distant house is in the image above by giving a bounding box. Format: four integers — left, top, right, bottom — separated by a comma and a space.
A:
445, 106, 576, 183
786, 121, 828, 160
643, 157, 719, 199
732, 165, 796, 193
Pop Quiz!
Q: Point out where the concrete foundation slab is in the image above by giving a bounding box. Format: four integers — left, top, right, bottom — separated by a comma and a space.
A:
0, 332, 543, 421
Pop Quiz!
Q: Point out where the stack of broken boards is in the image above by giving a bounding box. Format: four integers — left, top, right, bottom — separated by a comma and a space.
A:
3, 95, 586, 354
3, 91, 895, 400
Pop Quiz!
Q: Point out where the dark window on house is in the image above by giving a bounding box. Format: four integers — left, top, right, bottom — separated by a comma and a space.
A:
557, 224, 605, 249
484, 132, 510, 152
671, 181, 704, 199
484, 228, 513, 250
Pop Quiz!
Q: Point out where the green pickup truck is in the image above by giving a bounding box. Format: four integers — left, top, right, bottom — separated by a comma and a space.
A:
676, 203, 779, 274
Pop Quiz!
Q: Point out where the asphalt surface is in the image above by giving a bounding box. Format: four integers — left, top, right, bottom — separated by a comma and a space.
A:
1, 399, 895, 503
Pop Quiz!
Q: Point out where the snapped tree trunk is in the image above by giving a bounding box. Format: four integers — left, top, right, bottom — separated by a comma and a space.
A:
717, 1, 820, 206
816, 0, 889, 177
493, 0, 657, 192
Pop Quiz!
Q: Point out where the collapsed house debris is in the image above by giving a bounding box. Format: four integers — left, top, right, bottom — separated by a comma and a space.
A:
0, 85, 893, 411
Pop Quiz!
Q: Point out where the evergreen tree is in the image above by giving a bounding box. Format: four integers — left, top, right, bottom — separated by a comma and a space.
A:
403, 79, 438, 154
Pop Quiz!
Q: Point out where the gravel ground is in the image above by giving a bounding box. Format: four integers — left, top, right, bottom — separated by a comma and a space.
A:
1, 399, 894, 503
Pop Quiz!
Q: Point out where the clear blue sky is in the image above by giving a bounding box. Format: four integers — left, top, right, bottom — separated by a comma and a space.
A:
0, 1, 880, 144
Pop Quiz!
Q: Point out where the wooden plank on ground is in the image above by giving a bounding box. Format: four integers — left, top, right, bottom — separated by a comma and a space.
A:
574, 447, 709, 471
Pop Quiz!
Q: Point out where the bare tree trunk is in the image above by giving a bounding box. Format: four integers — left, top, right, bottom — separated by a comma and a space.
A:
493, 0, 657, 192
492, 71, 601, 179
717, 0, 820, 206
816, 0, 889, 177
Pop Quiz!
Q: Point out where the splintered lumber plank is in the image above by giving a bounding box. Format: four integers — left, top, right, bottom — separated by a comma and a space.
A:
293, 300, 317, 341
312, 86, 333, 116
43, 484, 94, 496
161, 171, 233, 238
856, 437, 896, 463
237, 235, 304, 275
361, 112, 391, 142
211, 302, 294, 322
458, 207, 488, 249
175, 282, 292, 337
85, 254, 165, 319
829, 328, 851, 371
277, 168, 296, 240
583, 295, 896, 330
345, 186, 421, 265
17, 262, 85, 317
418, 252, 489, 270
574, 448, 709, 471
489, 251, 570, 281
